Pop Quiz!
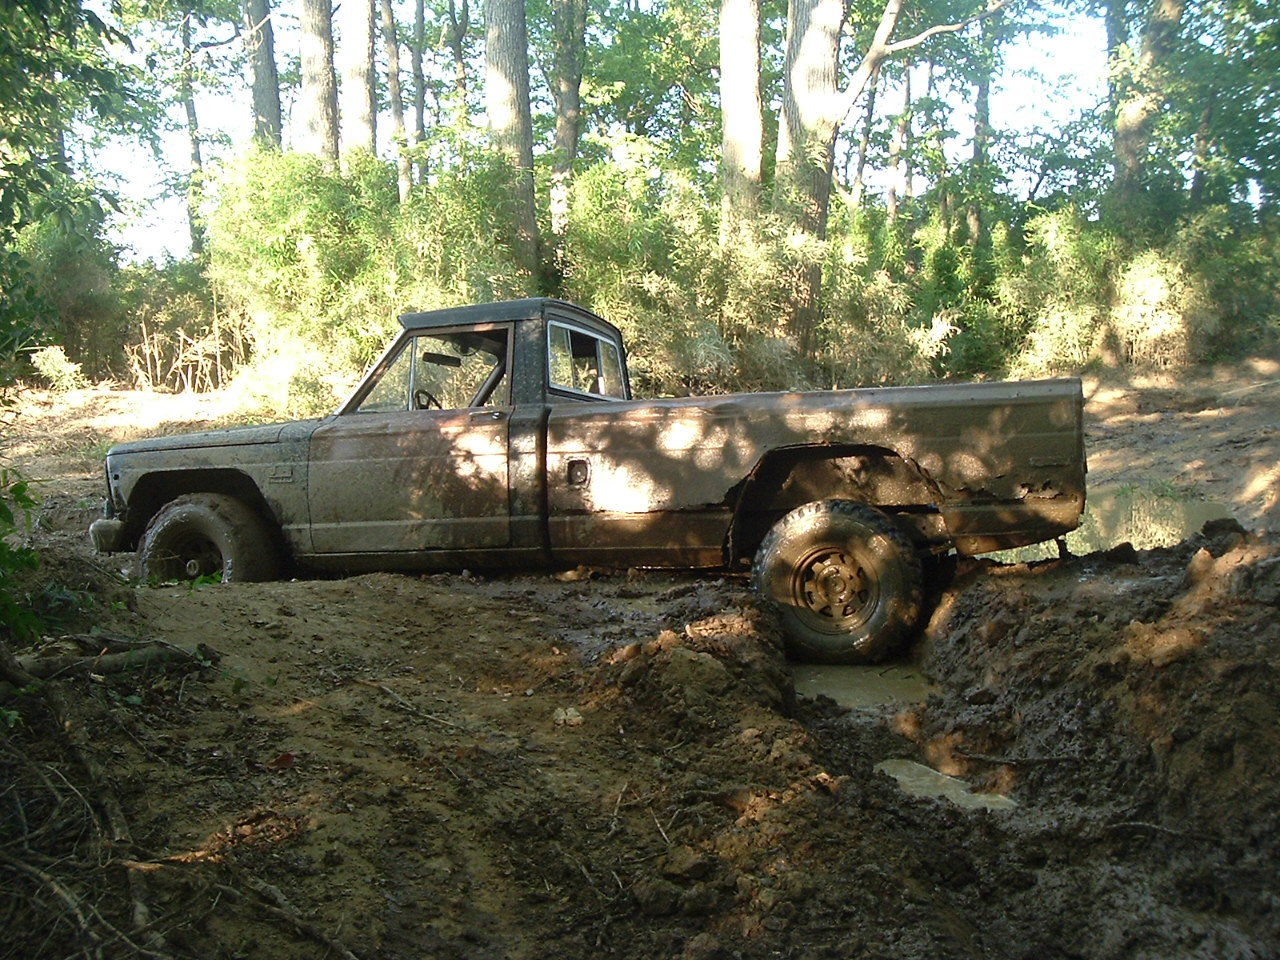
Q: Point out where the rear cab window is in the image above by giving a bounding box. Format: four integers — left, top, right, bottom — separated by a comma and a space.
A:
548, 321, 628, 401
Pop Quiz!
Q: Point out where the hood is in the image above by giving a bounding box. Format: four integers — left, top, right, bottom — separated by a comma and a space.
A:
107, 419, 322, 455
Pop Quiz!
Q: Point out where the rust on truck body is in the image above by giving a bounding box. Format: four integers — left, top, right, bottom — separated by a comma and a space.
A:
92, 298, 1086, 579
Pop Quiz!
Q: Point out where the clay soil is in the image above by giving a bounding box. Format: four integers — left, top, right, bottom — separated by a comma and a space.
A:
2, 361, 1279, 960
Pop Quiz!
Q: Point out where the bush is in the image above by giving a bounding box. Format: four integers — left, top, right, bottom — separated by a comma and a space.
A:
0, 466, 40, 642
30, 346, 87, 391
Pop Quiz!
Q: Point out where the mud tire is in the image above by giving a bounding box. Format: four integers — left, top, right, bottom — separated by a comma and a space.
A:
139, 493, 279, 583
752, 499, 923, 664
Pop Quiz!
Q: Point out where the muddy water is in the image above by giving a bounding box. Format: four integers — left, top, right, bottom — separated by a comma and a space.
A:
997, 486, 1233, 562
791, 662, 932, 708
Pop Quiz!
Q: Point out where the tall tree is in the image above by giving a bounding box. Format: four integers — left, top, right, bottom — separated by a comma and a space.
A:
719, 0, 764, 230
338, 0, 377, 155
885, 70, 911, 225
178, 11, 206, 256
1110, 0, 1186, 209
484, 0, 539, 279
772, 0, 1013, 352
299, 0, 340, 161
548, 0, 588, 259
242, 0, 282, 146
410, 0, 427, 179
379, 0, 412, 200
444, 0, 473, 118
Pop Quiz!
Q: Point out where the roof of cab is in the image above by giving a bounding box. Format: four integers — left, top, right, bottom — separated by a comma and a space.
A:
397, 298, 621, 339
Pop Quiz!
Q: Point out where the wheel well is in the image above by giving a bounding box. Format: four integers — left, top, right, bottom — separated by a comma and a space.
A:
726, 445, 943, 561
123, 470, 278, 549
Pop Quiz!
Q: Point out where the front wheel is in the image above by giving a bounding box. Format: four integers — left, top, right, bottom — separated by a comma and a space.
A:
139, 493, 279, 583
752, 500, 923, 664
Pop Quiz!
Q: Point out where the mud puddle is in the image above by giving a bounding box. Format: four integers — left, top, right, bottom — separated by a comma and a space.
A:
997, 486, 1233, 561
791, 662, 932, 708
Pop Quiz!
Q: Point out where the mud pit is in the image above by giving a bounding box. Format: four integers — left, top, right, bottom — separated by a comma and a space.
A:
3, 362, 1279, 959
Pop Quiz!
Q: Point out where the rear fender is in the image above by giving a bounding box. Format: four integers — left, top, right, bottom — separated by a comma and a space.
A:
726, 445, 943, 562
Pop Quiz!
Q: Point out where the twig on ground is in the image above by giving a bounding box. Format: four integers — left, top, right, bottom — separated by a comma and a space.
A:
216, 876, 360, 960
353, 678, 459, 728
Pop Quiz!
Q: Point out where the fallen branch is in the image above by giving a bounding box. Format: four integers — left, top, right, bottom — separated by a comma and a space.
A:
17, 641, 216, 680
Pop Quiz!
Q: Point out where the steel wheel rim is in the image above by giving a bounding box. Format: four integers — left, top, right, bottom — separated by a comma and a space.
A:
791, 546, 878, 633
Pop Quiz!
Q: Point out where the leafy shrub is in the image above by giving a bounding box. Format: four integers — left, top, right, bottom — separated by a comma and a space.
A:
1106, 249, 1216, 367
0, 467, 40, 642
30, 345, 87, 391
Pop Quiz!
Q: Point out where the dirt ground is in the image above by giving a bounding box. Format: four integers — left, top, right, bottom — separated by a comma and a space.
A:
2, 360, 1279, 960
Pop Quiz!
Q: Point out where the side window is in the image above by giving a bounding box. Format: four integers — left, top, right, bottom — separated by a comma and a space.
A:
547, 322, 627, 399
355, 327, 510, 412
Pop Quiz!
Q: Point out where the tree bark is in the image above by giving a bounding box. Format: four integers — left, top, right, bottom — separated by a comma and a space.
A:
967, 13, 997, 254
242, 0, 282, 147
548, 0, 588, 271
719, 0, 764, 230
445, 0, 472, 119
850, 66, 880, 206
241, 0, 281, 147
179, 13, 205, 257
299, 0, 340, 162
484, 0, 539, 280
1112, 0, 1186, 203
338, 0, 377, 156
886, 70, 910, 226
380, 0, 412, 200
411, 0, 427, 180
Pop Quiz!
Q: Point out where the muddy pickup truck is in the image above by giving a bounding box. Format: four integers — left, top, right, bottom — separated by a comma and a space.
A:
91, 297, 1086, 662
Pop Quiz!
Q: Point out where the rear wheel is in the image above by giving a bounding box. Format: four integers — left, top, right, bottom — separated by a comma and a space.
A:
139, 493, 279, 583
752, 499, 922, 664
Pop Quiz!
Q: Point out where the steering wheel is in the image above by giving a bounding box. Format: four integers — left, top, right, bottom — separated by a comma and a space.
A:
413, 389, 442, 410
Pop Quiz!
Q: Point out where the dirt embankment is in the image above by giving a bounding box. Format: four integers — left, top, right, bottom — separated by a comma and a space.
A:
2, 363, 1278, 960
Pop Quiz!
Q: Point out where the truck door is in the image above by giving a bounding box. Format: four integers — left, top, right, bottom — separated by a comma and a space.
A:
306, 325, 513, 554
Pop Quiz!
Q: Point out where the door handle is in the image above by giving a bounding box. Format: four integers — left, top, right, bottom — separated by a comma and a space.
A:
471, 409, 505, 421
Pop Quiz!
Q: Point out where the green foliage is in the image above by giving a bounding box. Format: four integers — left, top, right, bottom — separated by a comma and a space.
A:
0, 249, 50, 390
0, 467, 40, 642
203, 141, 529, 417
0, 0, 142, 242
30, 346, 87, 392
14, 198, 126, 381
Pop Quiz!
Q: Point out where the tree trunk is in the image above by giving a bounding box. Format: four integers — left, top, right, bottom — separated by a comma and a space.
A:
299, 0, 340, 162
380, 0, 412, 201
445, 0, 471, 119
242, 0, 282, 147
549, 0, 587, 275
1189, 101, 1213, 205
719, 0, 764, 231
338, 0, 377, 156
850, 66, 880, 206
411, 0, 427, 180
179, 13, 205, 257
773, 0, 847, 354
966, 14, 996, 255
484, 0, 539, 280
1112, 0, 1186, 203
886, 70, 910, 226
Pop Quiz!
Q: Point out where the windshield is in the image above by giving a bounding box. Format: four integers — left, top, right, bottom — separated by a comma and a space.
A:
355, 327, 510, 412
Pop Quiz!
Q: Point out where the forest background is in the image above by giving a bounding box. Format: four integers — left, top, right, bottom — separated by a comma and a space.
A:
2, 0, 1279, 409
